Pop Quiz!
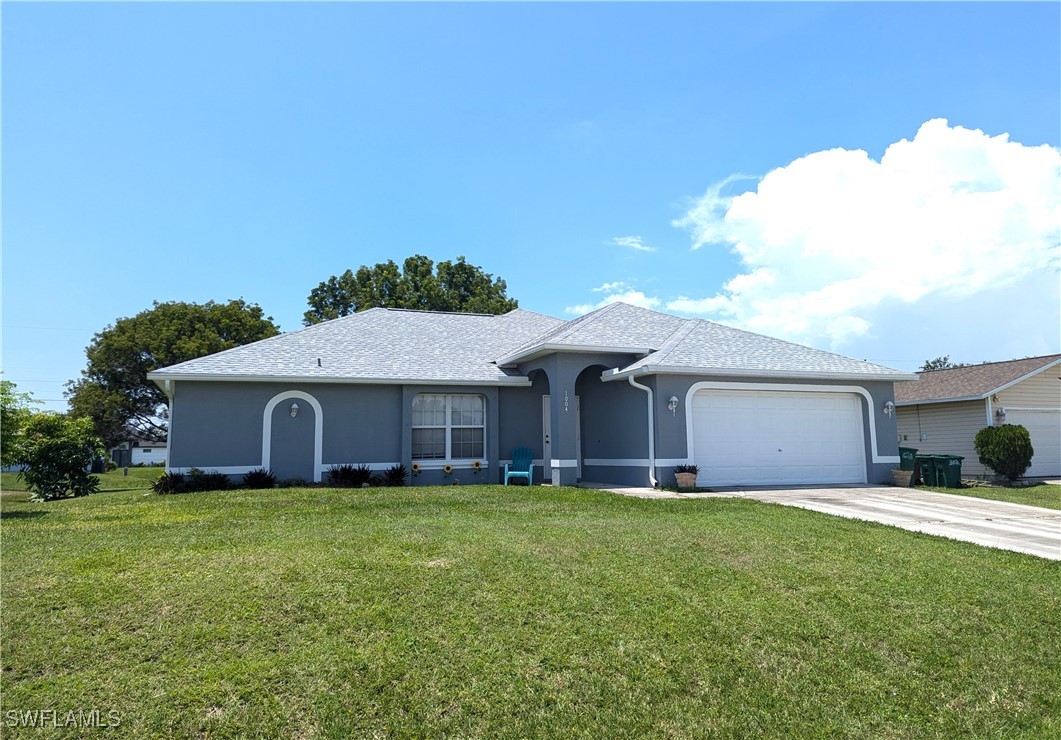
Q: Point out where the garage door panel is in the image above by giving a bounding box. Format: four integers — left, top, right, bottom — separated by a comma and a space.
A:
1006, 410, 1060, 477
693, 389, 866, 486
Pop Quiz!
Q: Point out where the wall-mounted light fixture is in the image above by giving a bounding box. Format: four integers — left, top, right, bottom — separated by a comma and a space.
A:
991, 394, 1000, 403
883, 400, 895, 417
667, 396, 679, 415
290, 402, 299, 418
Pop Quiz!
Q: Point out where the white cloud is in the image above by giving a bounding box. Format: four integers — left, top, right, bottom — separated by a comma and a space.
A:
593, 281, 631, 293
671, 119, 1061, 348
609, 236, 657, 252
566, 287, 661, 316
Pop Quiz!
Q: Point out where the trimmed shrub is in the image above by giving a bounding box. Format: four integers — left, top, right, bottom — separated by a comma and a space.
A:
368, 474, 386, 488
243, 468, 277, 489
384, 464, 408, 487
152, 472, 187, 495
974, 424, 1034, 481
17, 414, 104, 501
326, 464, 373, 488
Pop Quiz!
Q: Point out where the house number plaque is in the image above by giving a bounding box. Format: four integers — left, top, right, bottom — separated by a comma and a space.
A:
564, 391, 569, 412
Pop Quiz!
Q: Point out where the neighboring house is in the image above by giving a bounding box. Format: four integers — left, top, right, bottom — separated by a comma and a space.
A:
109, 433, 167, 467
895, 355, 1061, 478
147, 302, 915, 488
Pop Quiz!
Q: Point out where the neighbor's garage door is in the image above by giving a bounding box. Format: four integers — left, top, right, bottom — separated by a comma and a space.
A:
692, 390, 867, 486
1005, 410, 1060, 478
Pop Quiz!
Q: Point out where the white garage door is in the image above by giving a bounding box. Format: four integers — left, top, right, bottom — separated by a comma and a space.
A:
1005, 410, 1060, 478
692, 390, 867, 486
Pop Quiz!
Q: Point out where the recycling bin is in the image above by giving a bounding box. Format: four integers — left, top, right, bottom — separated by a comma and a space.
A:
935, 455, 965, 488
898, 447, 918, 471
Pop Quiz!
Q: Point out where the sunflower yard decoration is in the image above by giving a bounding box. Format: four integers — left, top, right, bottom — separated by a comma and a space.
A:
442, 464, 453, 476
472, 460, 482, 477
411, 462, 421, 478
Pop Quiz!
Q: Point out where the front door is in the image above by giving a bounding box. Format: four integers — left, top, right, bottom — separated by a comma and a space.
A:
542, 396, 581, 479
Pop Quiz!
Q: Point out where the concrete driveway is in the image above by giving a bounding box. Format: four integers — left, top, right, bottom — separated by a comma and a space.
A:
589, 483, 1061, 560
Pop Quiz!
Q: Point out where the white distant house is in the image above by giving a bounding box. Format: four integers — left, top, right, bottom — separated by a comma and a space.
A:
895, 355, 1061, 478
109, 432, 167, 467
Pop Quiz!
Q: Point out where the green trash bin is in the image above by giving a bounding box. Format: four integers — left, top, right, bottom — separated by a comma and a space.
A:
936, 455, 964, 488
915, 455, 940, 486
898, 447, 918, 471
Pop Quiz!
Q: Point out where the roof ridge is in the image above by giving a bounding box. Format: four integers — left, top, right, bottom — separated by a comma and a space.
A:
643, 319, 699, 366
549, 300, 624, 343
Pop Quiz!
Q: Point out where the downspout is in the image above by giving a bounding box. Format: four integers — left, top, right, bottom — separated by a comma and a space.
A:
628, 375, 658, 488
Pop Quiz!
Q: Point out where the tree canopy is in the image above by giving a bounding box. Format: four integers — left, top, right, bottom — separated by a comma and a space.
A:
66, 300, 280, 446
920, 356, 969, 372
303, 255, 518, 325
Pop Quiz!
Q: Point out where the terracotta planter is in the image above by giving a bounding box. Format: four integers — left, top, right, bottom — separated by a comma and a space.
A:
675, 472, 698, 489
892, 469, 913, 488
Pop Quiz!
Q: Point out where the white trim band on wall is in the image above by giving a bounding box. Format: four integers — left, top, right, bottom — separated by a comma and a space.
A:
550, 459, 579, 468
683, 381, 900, 465
262, 390, 324, 482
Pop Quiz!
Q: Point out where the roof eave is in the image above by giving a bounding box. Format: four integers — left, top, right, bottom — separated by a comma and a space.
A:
496, 343, 654, 367
146, 372, 532, 387
602, 365, 919, 383
895, 395, 983, 407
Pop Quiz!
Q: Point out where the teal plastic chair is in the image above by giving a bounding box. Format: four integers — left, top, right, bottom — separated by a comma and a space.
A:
504, 448, 534, 486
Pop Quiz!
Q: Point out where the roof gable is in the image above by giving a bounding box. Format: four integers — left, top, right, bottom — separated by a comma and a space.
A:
894, 355, 1061, 405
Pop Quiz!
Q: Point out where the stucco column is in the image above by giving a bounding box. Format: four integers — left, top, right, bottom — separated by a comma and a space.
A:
483, 387, 500, 484
546, 355, 580, 486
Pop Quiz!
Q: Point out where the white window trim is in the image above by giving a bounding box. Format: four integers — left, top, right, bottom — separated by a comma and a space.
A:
412, 393, 486, 461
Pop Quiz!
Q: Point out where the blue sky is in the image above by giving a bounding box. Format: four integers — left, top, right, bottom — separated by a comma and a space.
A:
3, 2, 1059, 412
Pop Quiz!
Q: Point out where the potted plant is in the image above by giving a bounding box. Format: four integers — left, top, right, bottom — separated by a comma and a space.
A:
674, 464, 700, 489
891, 467, 914, 487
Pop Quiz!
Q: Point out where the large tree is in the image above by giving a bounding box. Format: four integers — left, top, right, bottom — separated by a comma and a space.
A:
303, 255, 518, 325
66, 300, 280, 446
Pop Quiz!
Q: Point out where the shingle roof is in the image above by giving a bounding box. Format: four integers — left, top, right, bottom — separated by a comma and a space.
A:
614, 316, 913, 380
151, 308, 564, 385
496, 302, 689, 364
894, 355, 1061, 404
150, 302, 914, 385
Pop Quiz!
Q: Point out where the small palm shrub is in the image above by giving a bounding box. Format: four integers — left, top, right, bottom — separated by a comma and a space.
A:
183, 468, 233, 493
368, 474, 386, 488
974, 424, 1034, 481
327, 464, 373, 488
384, 464, 408, 487
243, 468, 277, 489
152, 472, 187, 495
674, 464, 701, 475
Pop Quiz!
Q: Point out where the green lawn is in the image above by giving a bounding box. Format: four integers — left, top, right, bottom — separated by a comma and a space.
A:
2, 486, 1058, 737
1, 467, 163, 495
919, 483, 1061, 511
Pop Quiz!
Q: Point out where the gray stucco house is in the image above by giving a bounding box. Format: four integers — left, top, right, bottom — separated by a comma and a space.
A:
148, 302, 916, 488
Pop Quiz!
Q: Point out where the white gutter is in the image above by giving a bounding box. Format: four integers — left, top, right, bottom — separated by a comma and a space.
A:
627, 376, 658, 488
603, 365, 918, 383
147, 373, 532, 388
